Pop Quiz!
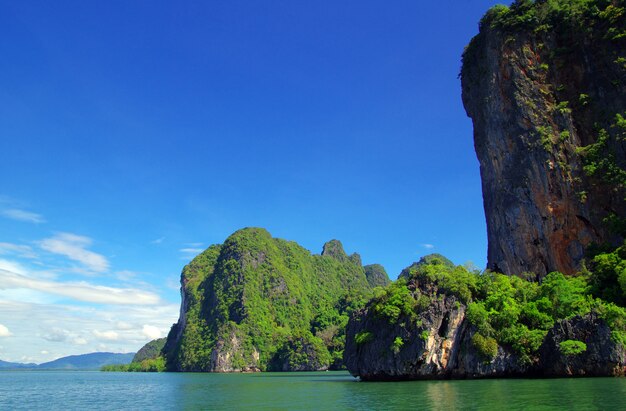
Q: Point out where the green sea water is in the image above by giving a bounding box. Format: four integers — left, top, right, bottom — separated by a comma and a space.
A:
1, 371, 625, 410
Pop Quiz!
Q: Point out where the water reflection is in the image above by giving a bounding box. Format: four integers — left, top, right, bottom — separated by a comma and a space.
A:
2, 371, 625, 410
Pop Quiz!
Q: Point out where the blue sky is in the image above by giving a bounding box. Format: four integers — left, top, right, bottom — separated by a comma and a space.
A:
0, 0, 502, 362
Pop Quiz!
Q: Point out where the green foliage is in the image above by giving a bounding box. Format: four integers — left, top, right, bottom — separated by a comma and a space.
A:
500, 324, 548, 363
595, 300, 626, 346
471, 333, 499, 361
480, 4, 511, 29
101, 357, 166, 372
604, 214, 626, 237
559, 339, 588, 355
133, 338, 166, 363
536, 125, 555, 149
587, 241, 626, 305
359, 252, 626, 366
101, 364, 128, 372
166, 228, 375, 371
575, 112, 626, 308
541, 272, 592, 319
363, 264, 391, 287
371, 279, 417, 323
466, 302, 494, 336
466, 271, 593, 360
576, 127, 626, 190
480, 0, 616, 32
579, 93, 590, 106
404, 254, 477, 303
269, 331, 331, 371
555, 101, 571, 114
391, 336, 404, 353
355, 331, 374, 345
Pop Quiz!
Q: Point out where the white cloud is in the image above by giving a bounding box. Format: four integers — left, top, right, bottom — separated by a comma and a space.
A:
142, 325, 162, 340
420, 243, 435, 250
42, 328, 70, 342
40, 233, 109, 273
115, 270, 137, 281
40, 327, 89, 346
0, 259, 27, 275
179, 248, 204, 254
73, 337, 88, 345
0, 300, 178, 363
0, 268, 162, 305
116, 321, 134, 330
0, 324, 12, 337
0, 243, 38, 259
184, 242, 203, 248
1, 208, 45, 223
93, 330, 119, 341
1, 288, 58, 305
151, 237, 165, 244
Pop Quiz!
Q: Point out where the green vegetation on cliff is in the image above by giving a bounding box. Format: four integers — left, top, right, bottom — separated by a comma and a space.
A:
364, 264, 391, 288
101, 357, 166, 372
480, 0, 626, 35
164, 228, 376, 371
365, 254, 626, 363
133, 338, 166, 363
101, 338, 168, 372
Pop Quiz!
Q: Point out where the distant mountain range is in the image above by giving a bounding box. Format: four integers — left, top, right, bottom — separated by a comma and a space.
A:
0, 360, 38, 369
0, 352, 134, 370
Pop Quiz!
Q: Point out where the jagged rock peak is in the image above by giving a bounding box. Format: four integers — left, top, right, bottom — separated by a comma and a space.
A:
363, 264, 391, 287
321, 239, 349, 262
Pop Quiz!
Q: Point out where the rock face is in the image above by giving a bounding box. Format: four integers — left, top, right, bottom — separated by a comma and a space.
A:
461, 1, 626, 277
363, 264, 391, 288
344, 268, 626, 380
344, 273, 526, 380
163, 228, 376, 372
539, 313, 626, 376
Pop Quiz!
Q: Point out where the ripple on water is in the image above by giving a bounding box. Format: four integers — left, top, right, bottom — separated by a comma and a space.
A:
0, 371, 624, 410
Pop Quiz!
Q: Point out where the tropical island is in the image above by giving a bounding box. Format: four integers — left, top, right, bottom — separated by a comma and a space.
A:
99, 0, 626, 379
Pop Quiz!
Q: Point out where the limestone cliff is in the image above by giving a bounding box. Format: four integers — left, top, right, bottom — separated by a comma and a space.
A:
163, 228, 376, 372
363, 264, 391, 288
461, 0, 626, 277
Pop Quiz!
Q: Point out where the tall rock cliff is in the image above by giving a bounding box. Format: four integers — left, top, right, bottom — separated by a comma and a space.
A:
163, 228, 376, 372
462, 0, 626, 277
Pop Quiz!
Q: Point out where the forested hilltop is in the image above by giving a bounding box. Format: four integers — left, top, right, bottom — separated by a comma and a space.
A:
160, 228, 386, 372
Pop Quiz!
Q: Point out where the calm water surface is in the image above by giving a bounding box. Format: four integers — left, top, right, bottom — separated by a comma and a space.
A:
1, 371, 625, 410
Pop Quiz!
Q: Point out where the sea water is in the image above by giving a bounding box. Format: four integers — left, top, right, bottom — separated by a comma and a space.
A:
1, 371, 625, 410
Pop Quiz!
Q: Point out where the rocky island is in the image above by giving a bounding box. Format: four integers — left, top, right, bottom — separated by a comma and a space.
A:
162, 228, 383, 372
